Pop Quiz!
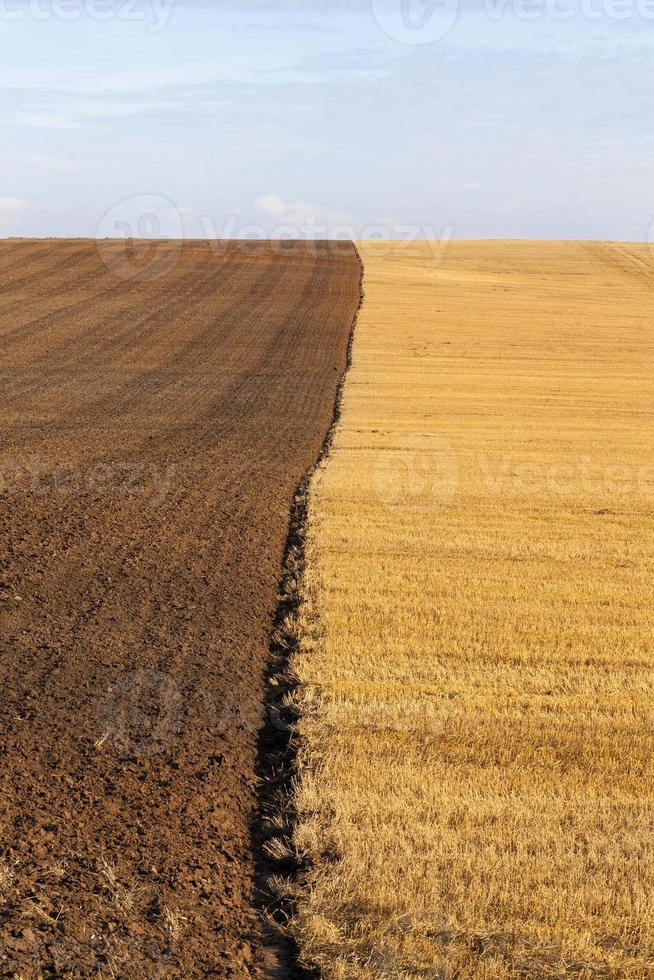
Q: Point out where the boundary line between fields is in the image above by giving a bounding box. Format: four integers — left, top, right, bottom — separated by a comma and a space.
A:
254, 242, 366, 979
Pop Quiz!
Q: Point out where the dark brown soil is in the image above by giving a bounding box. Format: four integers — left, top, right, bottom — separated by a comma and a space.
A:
0, 239, 361, 978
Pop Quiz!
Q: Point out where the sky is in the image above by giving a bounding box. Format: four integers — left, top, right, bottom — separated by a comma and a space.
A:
1, 0, 654, 240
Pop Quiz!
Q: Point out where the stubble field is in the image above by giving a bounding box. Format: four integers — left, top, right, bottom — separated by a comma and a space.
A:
287, 241, 654, 978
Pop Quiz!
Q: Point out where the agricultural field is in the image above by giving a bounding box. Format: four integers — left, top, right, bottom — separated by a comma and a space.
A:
0, 239, 361, 977
286, 242, 654, 977
1, 238, 652, 980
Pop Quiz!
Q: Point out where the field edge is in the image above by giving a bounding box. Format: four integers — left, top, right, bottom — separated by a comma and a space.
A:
253, 244, 365, 978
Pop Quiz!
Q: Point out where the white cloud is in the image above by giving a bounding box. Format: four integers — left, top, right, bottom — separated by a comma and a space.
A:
255, 193, 354, 232
255, 193, 287, 217
0, 198, 29, 226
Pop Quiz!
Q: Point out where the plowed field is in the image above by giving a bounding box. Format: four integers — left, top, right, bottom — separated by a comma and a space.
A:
0, 240, 361, 978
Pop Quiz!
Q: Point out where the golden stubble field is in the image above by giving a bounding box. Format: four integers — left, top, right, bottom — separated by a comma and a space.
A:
287, 242, 654, 977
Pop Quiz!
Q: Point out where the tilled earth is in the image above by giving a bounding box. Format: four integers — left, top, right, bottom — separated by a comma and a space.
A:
0, 239, 361, 978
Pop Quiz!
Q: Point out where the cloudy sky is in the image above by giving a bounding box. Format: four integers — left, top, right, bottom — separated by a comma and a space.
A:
1, 0, 653, 239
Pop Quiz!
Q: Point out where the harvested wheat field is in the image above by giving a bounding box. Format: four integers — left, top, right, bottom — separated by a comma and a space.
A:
0, 239, 361, 977
287, 242, 654, 977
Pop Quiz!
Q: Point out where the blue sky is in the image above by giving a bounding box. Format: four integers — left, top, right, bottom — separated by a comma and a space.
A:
1, 0, 653, 239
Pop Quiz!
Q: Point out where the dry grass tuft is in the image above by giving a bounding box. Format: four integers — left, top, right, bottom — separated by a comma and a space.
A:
21, 899, 63, 927
161, 905, 187, 942
0, 862, 15, 895
98, 859, 146, 916
288, 242, 654, 977
35, 861, 67, 884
